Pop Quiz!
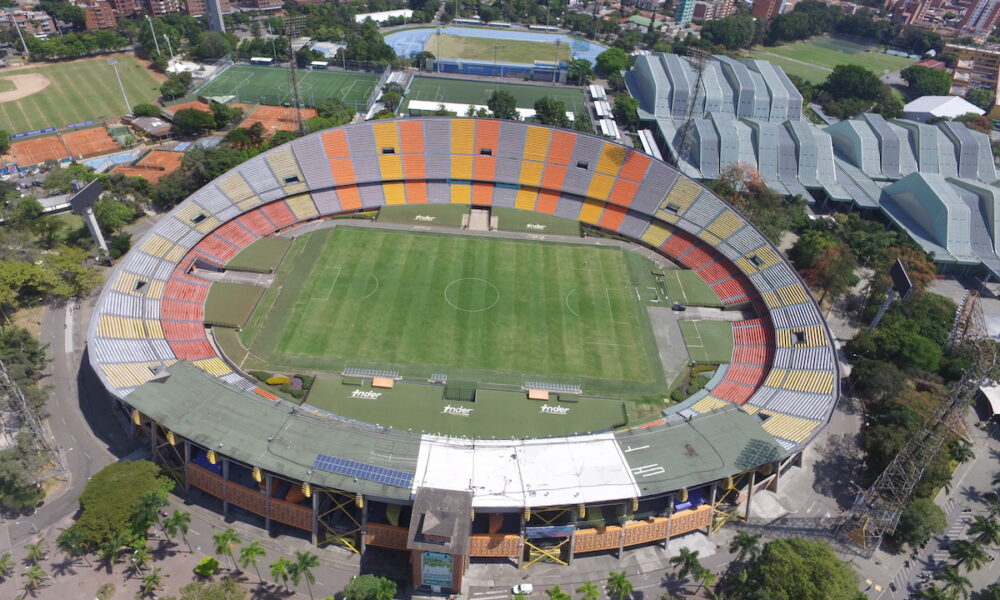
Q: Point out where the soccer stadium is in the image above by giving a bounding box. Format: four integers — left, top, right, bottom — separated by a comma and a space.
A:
86, 118, 839, 592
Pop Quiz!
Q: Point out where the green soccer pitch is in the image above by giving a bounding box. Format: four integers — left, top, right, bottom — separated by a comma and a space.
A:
233, 227, 667, 397
0, 55, 162, 134
196, 65, 379, 109
402, 76, 588, 117
425, 33, 571, 65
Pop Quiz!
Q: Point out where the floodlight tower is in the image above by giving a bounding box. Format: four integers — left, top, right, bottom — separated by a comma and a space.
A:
675, 48, 711, 167
70, 180, 108, 256
284, 18, 307, 135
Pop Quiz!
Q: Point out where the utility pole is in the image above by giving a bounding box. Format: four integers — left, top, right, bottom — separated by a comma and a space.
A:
12, 18, 28, 56
146, 15, 161, 55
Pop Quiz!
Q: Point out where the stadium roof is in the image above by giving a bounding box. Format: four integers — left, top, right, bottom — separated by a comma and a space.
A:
902, 96, 985, 121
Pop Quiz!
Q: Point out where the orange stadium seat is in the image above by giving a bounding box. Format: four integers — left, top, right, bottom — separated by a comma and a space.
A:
161, 299, 204, 321
237, 210, 276, 236
162, 320, 207, 341
168, 339, 215, 360
261, 201, 296, 229
723, 364, 768, 387
710, 380, 756, 404
406, 181, 428, 204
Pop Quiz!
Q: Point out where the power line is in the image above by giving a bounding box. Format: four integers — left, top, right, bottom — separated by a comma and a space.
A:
0, 360, 67, 482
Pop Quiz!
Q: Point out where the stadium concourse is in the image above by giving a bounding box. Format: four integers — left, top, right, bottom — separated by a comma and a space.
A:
86, 118, 838, 593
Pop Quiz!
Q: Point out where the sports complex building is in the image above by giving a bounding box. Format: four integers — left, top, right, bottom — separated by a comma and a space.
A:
86, 118, 839, 592
629, 52, 1000, 278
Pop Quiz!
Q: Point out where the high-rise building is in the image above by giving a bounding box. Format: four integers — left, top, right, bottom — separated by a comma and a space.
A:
145, 0, 182, 17
675, 0, 696, 23
751, 0, 783, 17
958, 0, 1000, 35
240, 0, 282, 9
0, 9, 57, 35
109, 0, 142, 17
183, 0, 232, 16
81, 1, 117, 29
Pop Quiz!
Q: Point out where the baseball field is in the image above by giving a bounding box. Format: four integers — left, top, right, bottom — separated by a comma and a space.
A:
0, 55, 163, 134
233, 226, 666, 397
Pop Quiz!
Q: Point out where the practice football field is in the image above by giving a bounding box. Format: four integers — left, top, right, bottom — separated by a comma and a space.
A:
196, 65, 378, 109
403, 76, 588, 117
747, 35, 916, 84
0, 55, 162, 134
425, 33, 571, 65
236, 227, 665, 395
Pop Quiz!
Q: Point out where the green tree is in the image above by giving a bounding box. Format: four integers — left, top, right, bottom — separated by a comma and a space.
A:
612, 96, 639, 131
949, 539, 988, 572
93, 198, 136, 234
0, 129, 10, 154
577, 581, 600, 600
24, 539, 47, 564
129, 544, 151, 578
139, 567, 162, 598
160, 72, 193, 100
934, 565, 972, 599
380, 91, 402, 112
670, 547, 704, 583
210, 102, 244, 129
729, 531, 761, 563
901, 65, 953, 97
193, 31, 233, 59
799, 242, 858, 304
238, 541, 266, 583
734, 538, 859, 600
874, 86, 904, 119
172, 108, 216, 137
212, 528, 241, 572
700, 14, 757, 50
168, 578, 249, 600
63, 460, 173, 551
5, 197, 43, 226
163, 510, 192, 552
487, 91, 519, 120
966, 88, 995, 111
545, 585, 571, 600
269, 556, 292, 593
343, 573, 397, 600
919, 585, 953, 600
949, 439, 975, 464
968, 514, 1000, 546
567, 59, 593, 85
314, 98, 355, 126
22, 563, 47, 594
132, 104, 162, 118
0, 551, 12, 581
534, 97, 570, 128
596, 47, 628, 75
606, 571, 633, 600
822, 64, 882, 101
289, 550, 319, 599
56, 527, 90, 567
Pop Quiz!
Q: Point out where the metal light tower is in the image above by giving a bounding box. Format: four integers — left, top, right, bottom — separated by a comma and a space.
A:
676, 48, 711, 166
108, 58, 131, 114
145, 15, 161, 55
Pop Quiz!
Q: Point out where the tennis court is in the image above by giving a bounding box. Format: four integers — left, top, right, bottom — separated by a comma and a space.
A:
11, 134, 68, 166
679, 320, 734, 364
240, 104, 319, 136
62, 127, 120, 158
402, 76, 588, 116
196, 65, 379, 110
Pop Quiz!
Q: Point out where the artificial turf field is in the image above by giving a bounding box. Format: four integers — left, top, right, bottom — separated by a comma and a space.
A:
402, 76, 588, 117
425, 33, 571, 65
235, 226, 666, 396
196, 65, 379, 109
0, 55, 162, 134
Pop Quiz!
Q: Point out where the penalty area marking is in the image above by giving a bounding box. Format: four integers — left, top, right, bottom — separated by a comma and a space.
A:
565, 289, 580, 317
312, 266, 341, 301
359, 274, 380, 301
444, 277, 500, 313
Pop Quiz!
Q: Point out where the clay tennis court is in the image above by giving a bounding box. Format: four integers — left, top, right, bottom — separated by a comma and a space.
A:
241, 105, 318, 136
111, 150, 183, 183
62, 127, 119, 158
11, 135, 68, 166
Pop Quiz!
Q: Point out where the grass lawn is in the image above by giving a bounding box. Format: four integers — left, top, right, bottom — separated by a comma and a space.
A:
663, 269, 722, 307
679, 320, 734, 364
403, 75, 588, 116
196, 65, 378, 110
225, 237, 291, 273
306, 379, 627, 438
425, 33, 571, 65
235, 227, 666, 397
205, 282, 265, 328
747, 35, 916, 83
377, 203, 469, 228
0, 55, 163, 134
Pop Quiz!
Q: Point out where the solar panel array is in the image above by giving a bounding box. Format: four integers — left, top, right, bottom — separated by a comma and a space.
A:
312, 453, 414, 489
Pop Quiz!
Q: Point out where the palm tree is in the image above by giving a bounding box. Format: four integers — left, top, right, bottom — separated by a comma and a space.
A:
269, 556, 292, 592
135, 492, 166, 536
129, 544, 151, 578
948, 539, 988, 572
56, 528, 90, 567
289, 550, 320, 599
694, 567, 718, 594
728, 531, 761, 564
22, 564, 47, 595
212, 528, 241, 572
606, 571, 633, 600
163, 510, 192, 552
968, 514, 1000, 546
99, 531, 127, 571
544, 585, 571, 600
577, 580, 600, 600
670, 547, 704, 584
23, 540, 47, 565
920, 585, 953, 600
239, 541, 267, 584
948, 439, 974, 463
0, 551, 13, 581
139, 567, 163, 598
934, 565, 972, 600
992, 471, 1000, 487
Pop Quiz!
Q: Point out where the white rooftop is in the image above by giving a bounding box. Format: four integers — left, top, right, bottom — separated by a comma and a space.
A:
903, 96, 985, 119
413, 432, 640, 508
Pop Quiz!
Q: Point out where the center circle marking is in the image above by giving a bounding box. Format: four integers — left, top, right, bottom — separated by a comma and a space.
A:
444, 278, 500, 313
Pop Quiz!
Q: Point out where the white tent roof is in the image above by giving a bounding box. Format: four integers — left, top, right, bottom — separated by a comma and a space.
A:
903, 96, 985, 119
979, 383, 1000, 417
